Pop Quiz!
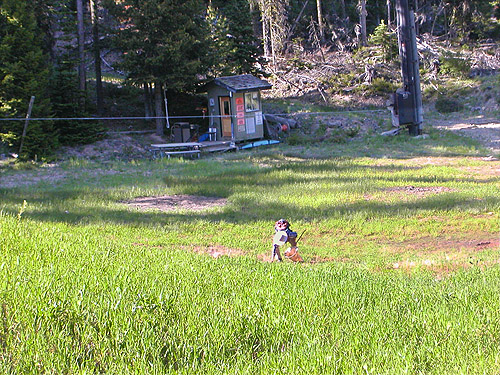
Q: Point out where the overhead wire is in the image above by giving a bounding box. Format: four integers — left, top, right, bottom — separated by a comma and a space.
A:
0, 109, 388, 122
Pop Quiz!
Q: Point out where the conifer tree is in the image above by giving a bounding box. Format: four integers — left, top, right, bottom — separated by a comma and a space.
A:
106, 0, 211, 135
369, 20, 398, 63
206, 4, 234, 76
0, 0, 58, 158
208, 0, 260, 75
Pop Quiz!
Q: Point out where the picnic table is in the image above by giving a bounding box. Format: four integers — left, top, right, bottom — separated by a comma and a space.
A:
150, 142, 202, 159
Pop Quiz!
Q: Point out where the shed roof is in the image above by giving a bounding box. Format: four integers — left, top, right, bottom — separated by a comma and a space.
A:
212, 74, 272, 93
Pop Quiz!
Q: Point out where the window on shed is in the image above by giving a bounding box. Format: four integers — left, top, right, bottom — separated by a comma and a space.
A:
244, 92, 260, 112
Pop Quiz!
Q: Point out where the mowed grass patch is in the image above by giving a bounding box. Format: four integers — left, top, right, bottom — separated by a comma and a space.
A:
1, 131, 499, 373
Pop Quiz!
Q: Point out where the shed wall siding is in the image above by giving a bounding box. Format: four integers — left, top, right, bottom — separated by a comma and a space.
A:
207, 86, 264, 141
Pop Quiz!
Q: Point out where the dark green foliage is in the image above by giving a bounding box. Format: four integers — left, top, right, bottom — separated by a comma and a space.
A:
106, 0, 211, 91
100, 82, 145, 118
369, 21, 398, 63
49, 60, 105, 146
435, 95, 464, 113
208, 0, 260, 75
363, 78, 398, 96
439, 52, 471, 78
286, 131, 315, 146
205, 4, 234, 77
443, 0, 500, 40
0, 0, 58, 159
164, 90, 207, 129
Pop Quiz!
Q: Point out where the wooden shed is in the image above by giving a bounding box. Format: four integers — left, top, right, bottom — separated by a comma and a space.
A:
204, 74, 272, 142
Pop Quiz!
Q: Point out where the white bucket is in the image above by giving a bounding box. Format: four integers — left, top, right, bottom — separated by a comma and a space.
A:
208, 127, 217, 141
273, 231, 288, 246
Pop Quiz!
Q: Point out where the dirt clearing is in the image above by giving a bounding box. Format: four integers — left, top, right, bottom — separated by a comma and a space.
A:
127, 195, 227, 212
432, 116, 500, 154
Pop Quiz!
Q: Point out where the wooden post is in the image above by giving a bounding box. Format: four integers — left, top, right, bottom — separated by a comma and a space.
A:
19, 96, 35, 156
163, 89, 170, 129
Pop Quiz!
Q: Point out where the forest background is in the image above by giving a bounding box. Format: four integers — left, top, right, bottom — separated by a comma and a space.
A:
1, 0, 499, 159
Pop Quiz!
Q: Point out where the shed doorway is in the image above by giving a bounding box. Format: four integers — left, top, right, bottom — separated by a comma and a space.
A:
219, 96, 232, 137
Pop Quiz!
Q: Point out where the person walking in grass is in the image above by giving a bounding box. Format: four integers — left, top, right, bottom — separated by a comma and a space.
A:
272, 219, 303, 262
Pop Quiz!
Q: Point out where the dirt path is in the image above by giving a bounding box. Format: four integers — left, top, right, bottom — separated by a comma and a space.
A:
431, 115, 500, 155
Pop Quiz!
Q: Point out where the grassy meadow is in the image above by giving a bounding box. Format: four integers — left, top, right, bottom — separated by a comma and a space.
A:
1, 129, 499, 374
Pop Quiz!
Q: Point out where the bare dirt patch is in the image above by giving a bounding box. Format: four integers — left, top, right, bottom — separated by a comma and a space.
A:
388, 236, 499, 274
127, 195, 227, 212
394, 237, 499, 253
461, 164, 500, 179
364, 185, 456, 201
432, 116, 500, 154
185, 245, 246, 259
386, 185, 455, 196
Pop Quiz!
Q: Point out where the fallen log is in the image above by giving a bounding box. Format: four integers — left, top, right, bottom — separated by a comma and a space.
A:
263, 114, 298, 129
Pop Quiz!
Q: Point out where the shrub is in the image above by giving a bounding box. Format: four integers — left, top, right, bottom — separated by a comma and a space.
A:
435, 95, 464, 113
286, 132, 314, 145
369, 20, 398, 63
49, 62, 106, 146
365, 78, 398, 95
439, 52, 471, 77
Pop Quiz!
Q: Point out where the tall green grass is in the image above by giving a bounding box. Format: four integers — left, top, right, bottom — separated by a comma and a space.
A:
1, 132, 499, 373
1, 213, 499, 374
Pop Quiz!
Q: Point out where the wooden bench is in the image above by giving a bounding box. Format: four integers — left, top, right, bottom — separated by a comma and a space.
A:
150, 148, 200, 159
163, 150, 200, 159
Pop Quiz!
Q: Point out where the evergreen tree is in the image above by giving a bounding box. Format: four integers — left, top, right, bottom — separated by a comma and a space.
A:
0, 0, 58, 159
206, 4, 234, 76
369, 20, 398, 63
49, 59, 105, 146
209, 0, 260, 75
106, 0, 211, 135
107, 0, 210, 90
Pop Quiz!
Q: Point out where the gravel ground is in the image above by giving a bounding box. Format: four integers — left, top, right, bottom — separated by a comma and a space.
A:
431, 115, 500, 155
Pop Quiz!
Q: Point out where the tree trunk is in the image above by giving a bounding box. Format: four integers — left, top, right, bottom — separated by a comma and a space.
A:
359, 0, 367, 46
316, 0, 325, 42
76, 0, 86, 104
154, 81, 165, 136
249, 0, 261, 45
431, 0, 445, 36
339, 0, 346, 20
287, 0, 310, 44
387, 0, 391, 28
90, 0, 103, 115
144, 82, 152, 118
262, 10, 270, 58
269, 17, 276, 66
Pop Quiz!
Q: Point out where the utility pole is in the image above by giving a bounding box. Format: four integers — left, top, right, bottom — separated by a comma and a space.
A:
388, 0, 423, 136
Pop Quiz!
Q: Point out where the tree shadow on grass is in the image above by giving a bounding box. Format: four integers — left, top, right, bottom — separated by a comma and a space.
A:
0, 157, 498, 226
1, 188, 497, 228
